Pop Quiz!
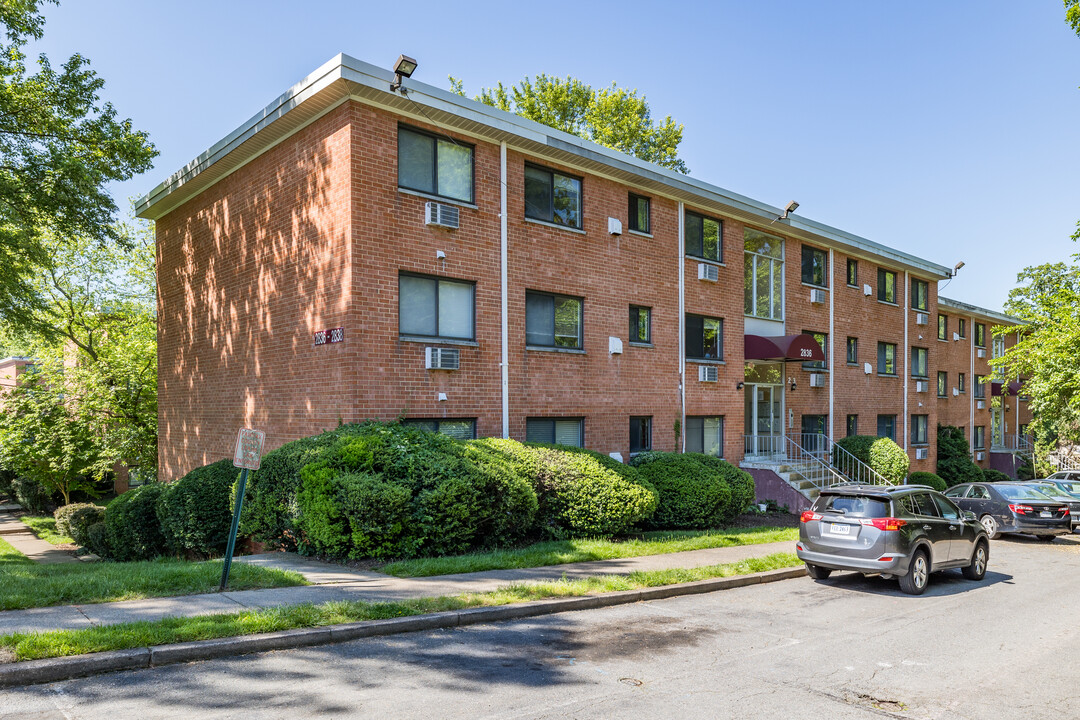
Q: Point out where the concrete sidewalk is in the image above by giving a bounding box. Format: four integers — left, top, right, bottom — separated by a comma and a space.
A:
0, 540, 795, 635
0, 504, 79, 565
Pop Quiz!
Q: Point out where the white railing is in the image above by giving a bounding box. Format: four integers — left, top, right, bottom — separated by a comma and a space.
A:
743, 432, 893, 492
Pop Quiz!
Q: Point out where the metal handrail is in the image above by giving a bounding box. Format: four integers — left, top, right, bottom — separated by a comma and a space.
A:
787, 432, 893, 486
782, 435, 849, 493
743, 432, 893, 490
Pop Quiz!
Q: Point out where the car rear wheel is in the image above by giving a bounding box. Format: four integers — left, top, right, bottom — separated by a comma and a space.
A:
962, 540, 988, 580
805, 563, 832, 580
980, 514, 999, 540
898, 549, 929, 595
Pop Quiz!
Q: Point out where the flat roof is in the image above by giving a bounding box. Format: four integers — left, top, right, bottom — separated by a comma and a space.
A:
136, 53, 953, 279
937, 296, 1016, 324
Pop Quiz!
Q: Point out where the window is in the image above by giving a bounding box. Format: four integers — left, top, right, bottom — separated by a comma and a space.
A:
525, 164, 581, 228
685, 210, 722, 262
974, 374, 985, 399
686, 416, 724, 457
628, 194, 650, 234
801, 245, 827, 287
846, 258, 858, 286
399, 273, 475, 340
911, 347, 928, 378
802, 331, 827, 370
993, 336, 1005, 359
846, 337, 858, 364
975, 323, 986, 348
526, 291, 583, 348
958, 319, 967, 338
397, 126, 474, 203
911, 279, 928, 311
877, 342, 897, 375
801, 414, 827, 437
629, 306, 651, 345
526, 418, 583, 447
959, 372, 966, 393
877, 414, 897, 441
877, 269, 897, 303
846, 415, 858, 437
744, 228, 784, 320
938, 371, 948, 397
975, 426, 985, 449
911, 415, 928, 446
403, 418, 476, 440
686, 314, 723, 360
938, 314, 947, 341
630, 416, 652, 454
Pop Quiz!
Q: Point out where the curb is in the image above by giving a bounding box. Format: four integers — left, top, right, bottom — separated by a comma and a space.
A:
0, 565, 806, 688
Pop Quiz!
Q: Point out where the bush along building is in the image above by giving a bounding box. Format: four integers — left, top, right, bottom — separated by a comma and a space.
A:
136, 54, 1031, 508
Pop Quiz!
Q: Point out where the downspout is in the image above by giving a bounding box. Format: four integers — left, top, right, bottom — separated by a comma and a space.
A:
500, 141, 509, 439
828, 249, 835, 440
678, 202, 686, 452
903, 271, 909, 451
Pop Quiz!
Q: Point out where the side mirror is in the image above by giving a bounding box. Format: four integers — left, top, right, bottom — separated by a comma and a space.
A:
962, 511, 977, 522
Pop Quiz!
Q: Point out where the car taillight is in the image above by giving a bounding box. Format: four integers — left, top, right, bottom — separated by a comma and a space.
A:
800, 511, 822, 523
861, 517, 907, 531
1062, 507, 1070, 516
1009, 504, 1033, 514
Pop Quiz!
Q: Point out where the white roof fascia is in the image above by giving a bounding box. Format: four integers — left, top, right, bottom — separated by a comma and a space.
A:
937, 296, 1017, 325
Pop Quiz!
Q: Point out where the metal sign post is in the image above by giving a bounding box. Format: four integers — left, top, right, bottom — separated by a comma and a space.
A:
220, 428, 265, 592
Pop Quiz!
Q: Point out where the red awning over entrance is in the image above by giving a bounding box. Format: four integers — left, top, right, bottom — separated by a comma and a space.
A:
991, 380, 1024, 397
744, 334, 826, 363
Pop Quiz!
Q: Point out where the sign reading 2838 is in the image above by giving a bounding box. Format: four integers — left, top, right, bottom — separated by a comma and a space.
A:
313, 327, 345, 347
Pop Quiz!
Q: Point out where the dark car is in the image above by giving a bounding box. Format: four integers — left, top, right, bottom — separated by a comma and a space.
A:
1023, 482, 1080, 531
796, 484, 989, 595
943, 482, 1072, 541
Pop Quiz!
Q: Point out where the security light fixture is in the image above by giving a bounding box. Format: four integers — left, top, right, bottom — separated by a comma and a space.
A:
790, 380, 797, 392
950, 261, 965, 277
736, 382, 745, 390
390, 54, 417, 92
778, 201, 800, 221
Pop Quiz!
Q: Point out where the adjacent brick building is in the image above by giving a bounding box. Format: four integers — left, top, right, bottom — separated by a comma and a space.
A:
136, 54, 1030, 486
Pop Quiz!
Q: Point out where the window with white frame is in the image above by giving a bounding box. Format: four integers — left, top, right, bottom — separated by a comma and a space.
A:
397, 126, 474, 203
399, 273, 475, 340
526, 418, 584, 447
526, 291, 583, 348
744, 228, 784, 320
685, 416, 724, 457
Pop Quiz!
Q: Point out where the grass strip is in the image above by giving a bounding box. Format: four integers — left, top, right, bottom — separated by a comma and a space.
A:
380, 526, 798, 577
17, 515, 73, 546
0, 537, 33, 566
0, 558, 308, 611
0, 552, 800, 662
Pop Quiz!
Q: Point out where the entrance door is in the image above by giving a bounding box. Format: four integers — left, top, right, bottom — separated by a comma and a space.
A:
745, 383, 783, 456
991, 408, 1005, 448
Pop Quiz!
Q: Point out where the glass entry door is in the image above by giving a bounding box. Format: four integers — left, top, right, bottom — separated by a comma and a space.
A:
745, 383, 783, 457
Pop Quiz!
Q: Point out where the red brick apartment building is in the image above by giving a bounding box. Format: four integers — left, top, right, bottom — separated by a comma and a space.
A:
135, 54, 1031, 498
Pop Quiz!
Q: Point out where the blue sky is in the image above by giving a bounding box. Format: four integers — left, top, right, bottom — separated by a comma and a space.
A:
26, 1, 1080, 311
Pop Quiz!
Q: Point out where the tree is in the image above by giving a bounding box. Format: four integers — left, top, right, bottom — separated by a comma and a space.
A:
0, 0, 156, 327
1067, 0, 1079, 37
936, 425, 984, 487
450, 74, 688, 173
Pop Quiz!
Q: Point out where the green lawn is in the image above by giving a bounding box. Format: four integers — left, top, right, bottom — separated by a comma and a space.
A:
0, 556, 308, 611
0, 552, 800, 661
17, 515, 74, 545
379, 526, 799, 577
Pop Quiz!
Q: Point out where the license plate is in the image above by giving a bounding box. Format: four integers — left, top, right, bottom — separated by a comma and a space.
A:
1040, 511, 1052, 518
829, 523, 851, 535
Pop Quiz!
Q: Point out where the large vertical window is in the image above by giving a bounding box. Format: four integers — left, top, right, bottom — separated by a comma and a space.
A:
938, 371, 948, 397
846, 259, 858, 286
958, 319, 967, 338
397, 126, 474, 203
877, 269, 897, 304
685, 211, 722, 262
524, 164, 581, 228
801, 245, 827, 287
526, 291, 583, 348
526, 418, 584, 447
877, 414, 897, 441
938, 314, 948, 341
992, 336, 1005, 359
974, 374, 986, 399
630, 417, 652, 454
975, 426, 986, 449
911, 347, 928, 378
399, 273, 475, 340
846, 415, 858, 437
911, 279, 928, 311
802, 331, 827, 370
628, 194, 650, 234
846, 337, 858, 364
403, 418, 477, 440
686, 314, 723, 360
911, 415, 928, 446
975, 323, 986, 347
744, 228, 784, 320
959, 372, 966, 393
877, 342, 897, 375
686, 417, 724, 457
629, 306, 651, 345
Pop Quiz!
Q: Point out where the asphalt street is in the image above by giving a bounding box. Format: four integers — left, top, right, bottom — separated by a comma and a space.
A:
3, 534, 1079, 719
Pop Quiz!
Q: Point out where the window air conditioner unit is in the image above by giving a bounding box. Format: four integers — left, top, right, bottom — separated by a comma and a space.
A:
425, 347, 460, 370
976, 451, 985, 461
863, 284, 873, 296
915, 380, 928, 393
809, 373, 826, 388
916, 448, 928, 460
425, 201, 460, 229
916, 312, 928, 326
977, 348, 986, 358
698, 263, 719, 282
698, 365, 718, 382
977, 399, 985, 410
809, 288, 826, 304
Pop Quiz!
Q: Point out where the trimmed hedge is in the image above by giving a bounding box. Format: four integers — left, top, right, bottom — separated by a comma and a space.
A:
158, 458, 239, 556
86, 521, 111, 557
834, 436, 910, 484
525, 442, 660, 520
103, 483, 168, 561
936, 425, 984, 487
908, 471, 947, 493
981, 468, 1012, 483
67, 505, 106, 548
12, 476, 55, 514
692, 454, 756, 518
54, 503, 97, 538
629, 452, 732, 529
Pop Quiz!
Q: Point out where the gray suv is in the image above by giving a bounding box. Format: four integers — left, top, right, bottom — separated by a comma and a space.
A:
796, 485, 990, 595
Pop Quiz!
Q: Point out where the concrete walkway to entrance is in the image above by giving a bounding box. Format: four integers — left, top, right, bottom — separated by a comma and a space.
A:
0, 502, 79, 565
0, 540, 795, 636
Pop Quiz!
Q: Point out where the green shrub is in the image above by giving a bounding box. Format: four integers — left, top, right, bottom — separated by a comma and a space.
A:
339, 471, 414, 558
12, 476, 56, 514
527, 442, 658, 519
85, 521, 111, 557
981, 468, 1012, 483
692, 454, 756, 518
935, 425, 984, 487
631, 452, 732, 529
54, 503, 97, 538
908, 471, 947, 492
158, 459, 239, 556
0, 468, 15, 497
834, 436, 909, 484
103, 483, 168, 561
67, 504, 106, 548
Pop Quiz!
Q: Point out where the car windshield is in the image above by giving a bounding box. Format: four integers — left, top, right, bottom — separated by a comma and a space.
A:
1054, 481, 1080, 495
995, 485, 1055, 501
815, 495, 890, 518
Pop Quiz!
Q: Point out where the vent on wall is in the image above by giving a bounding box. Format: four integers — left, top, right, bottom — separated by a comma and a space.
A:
953, 332, 961, 341
425, 202, 460, 229
425, 347, 460, 370
977, 348, 986, 358
976, 451, 985, 461
953, 387, 960, 396
809, 289, 826, 304
698, 365, 718, 382
698, 263, 719, 282
863, 284, 873, 296
915, 448, 928, 460
916, 312, 928, 326
915, 380, 928, 393
977, 399, 986, 410
809, 373, 826, 388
